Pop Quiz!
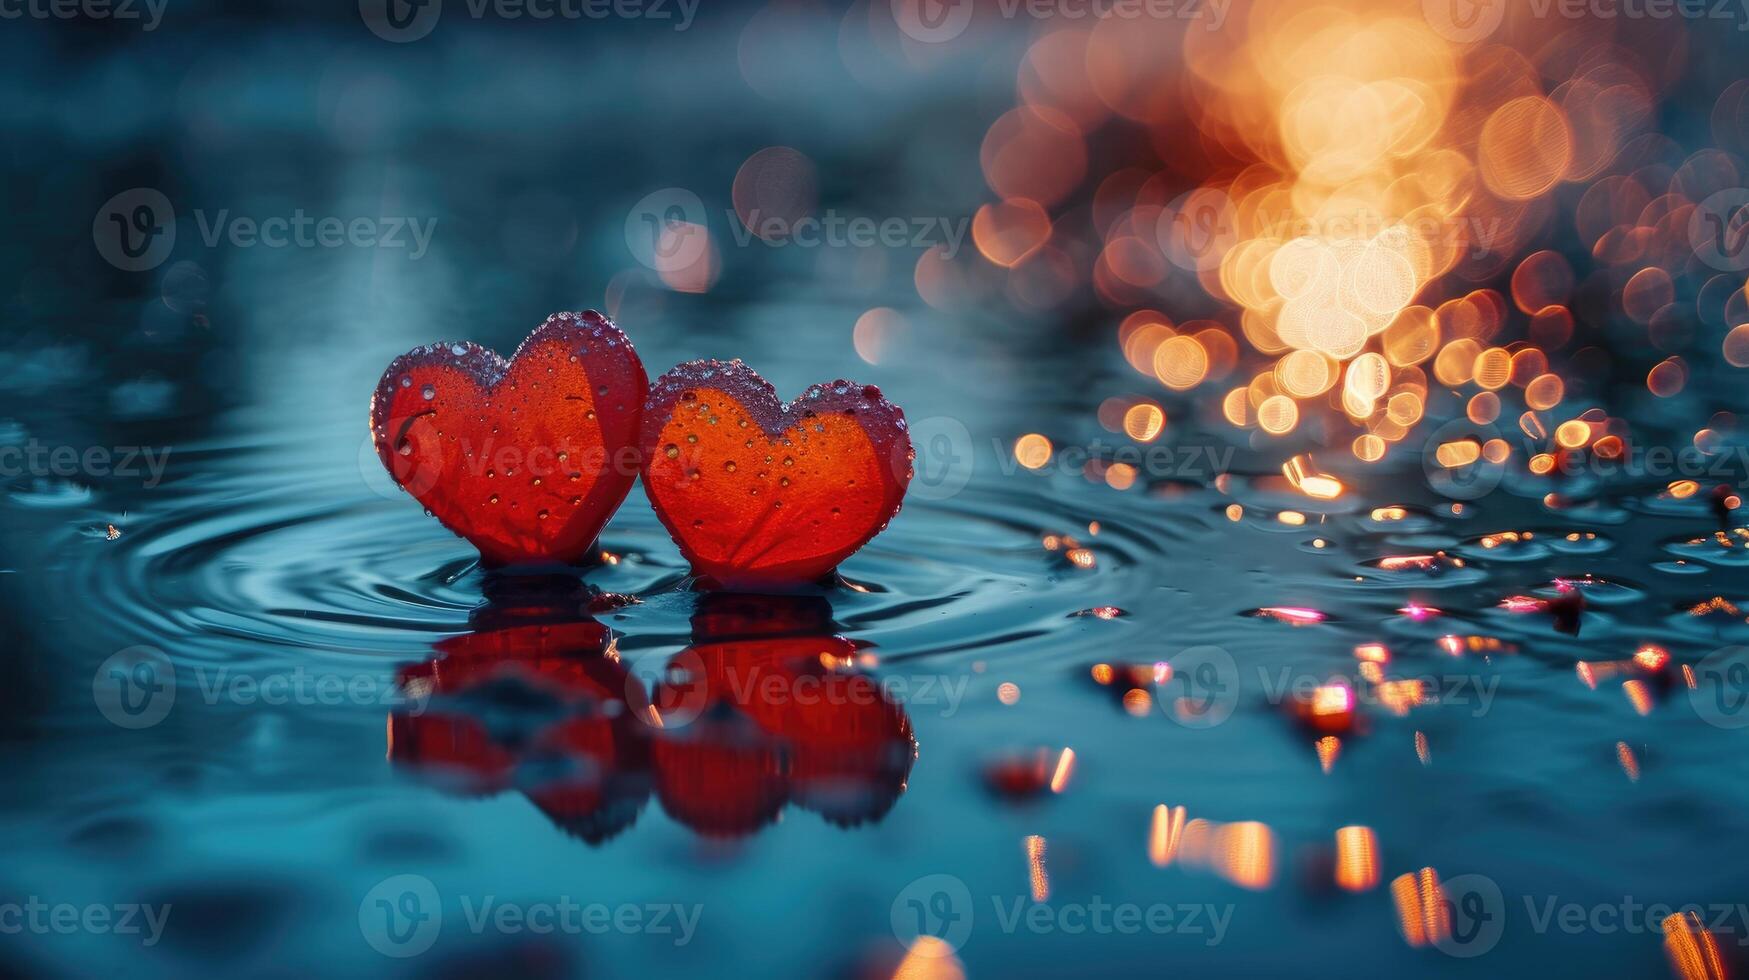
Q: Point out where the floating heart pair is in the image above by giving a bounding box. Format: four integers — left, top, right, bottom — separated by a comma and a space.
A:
370, 311, 913, 586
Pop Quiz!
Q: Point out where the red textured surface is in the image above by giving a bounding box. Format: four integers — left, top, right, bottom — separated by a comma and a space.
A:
640, 360, 912, 587
650, 635, 915, 836
370, 311, 647, 567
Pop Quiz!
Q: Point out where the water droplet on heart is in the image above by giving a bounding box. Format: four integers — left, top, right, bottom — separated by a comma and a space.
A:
831, 507, 841, 517
783, 457, 794, 467
399, 375, 411, 388
688, 470, 700, 481
396, 441, 412, 456
780, 477, 790, 487
773, 501, 783, 509
421, 384, 436, 401
485, 469, 496, 478
724, 461, 737, 473
664, 444, 679, 459
537, 509, 549, 520
686, 434, 698, 444
692, 519, 704, 528
569, 496, 581, 505
489, 494, 499, 504
557, 452, 567, 462
585, 410, 596, 420
532, 478, 542, 486
450, 343, 466, 355
833, 383, 848, 394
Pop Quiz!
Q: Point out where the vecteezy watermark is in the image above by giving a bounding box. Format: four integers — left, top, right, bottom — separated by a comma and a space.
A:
94, 648, 427, 730
1424, 417, 1749, 502
0, 0, 166, 30
624, 649, 967, 731
93, 647, 175, 730
890, 0, 1231, 43
93, 189, 437, 273
1158, 190, 1512, 274
890, 874, 1233, 953
725, 210, 972, 257
0, 898, 171, 946
0, 442, 171, 489
1409, 873, 1749, 958
908, 416, 976, 502
359, 0, 698, 43
1691, 188, 1749, 271
622, 187, 971, 269
1133, 645, 1501, 730
1690, 646, 1749, 729
1424, 0, 1749, 42
358, 874, 701, 958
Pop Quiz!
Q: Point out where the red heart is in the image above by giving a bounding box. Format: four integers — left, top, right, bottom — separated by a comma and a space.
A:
639, 360, 912, 587
371, 312, 647, 567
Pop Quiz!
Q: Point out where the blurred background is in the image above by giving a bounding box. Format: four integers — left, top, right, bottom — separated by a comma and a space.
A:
4, 0, 1749, 976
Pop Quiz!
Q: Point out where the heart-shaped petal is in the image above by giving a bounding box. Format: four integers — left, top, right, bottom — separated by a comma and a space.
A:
370, 311, 647, 567
639, 359, 912, 587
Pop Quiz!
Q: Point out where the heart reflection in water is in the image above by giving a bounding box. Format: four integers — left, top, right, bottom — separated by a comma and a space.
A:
388, 575, 917, 842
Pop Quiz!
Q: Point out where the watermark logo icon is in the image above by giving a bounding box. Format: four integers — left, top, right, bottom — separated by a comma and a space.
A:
891, 874, 975, 953
93, 646, 175, 729
360, 874, 442, 957
358, 431, 443, 502
1422, 0, 1505, 42
906, 416, 975, 501
627, 648, 710, 732
1434, 874, 1505, 957
1158, 645, 1239, 729
1422, 418, 1507, 501
94, 189, 175, 273
1690, 189, 1749, 272
625, 188, 708, 271
892, 0, 973, 43
359, 0, 442, 42
1690, 646, 1749, 729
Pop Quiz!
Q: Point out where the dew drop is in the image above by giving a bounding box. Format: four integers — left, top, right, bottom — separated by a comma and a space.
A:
537, 509, 550, 520
724, 461, 737, 473
664, 444, 680, 459
421, 384, 436, 401
489, 494, 500, 504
